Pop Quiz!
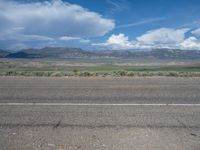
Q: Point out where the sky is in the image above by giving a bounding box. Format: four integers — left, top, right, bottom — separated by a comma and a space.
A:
0, 0, 200, 51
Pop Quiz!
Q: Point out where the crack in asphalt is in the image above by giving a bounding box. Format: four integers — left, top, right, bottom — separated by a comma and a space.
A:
0, 123, 200, 129
53, 120, 62, 129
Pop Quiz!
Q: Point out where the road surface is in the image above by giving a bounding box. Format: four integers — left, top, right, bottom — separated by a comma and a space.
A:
0, 77, 200, 150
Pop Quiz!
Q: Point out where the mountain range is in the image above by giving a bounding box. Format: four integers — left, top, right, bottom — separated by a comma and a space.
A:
1, 47, 200, 60
0, 49, 10, 58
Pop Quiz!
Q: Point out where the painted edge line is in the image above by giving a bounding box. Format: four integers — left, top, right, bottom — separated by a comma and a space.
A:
0, 103, 200, 106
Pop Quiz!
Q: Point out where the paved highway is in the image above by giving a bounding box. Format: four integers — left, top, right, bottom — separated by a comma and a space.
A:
0, 77, 200, 150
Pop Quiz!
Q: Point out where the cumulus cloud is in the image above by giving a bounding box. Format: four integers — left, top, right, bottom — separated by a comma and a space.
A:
179, 37, 200, 50
93, 34, 133, 49
137, 28, 189, 44
0, 0, 115, 49
0, 0, 114, 37
93, 33, 151, 50
191, 28, 200, 37
106, 34, 133, 49
94, 28, 200, 50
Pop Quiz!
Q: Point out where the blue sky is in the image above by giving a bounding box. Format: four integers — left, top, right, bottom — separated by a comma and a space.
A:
0, 0, 200, 50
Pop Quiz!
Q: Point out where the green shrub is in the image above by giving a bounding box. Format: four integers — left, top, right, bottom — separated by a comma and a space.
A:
168, 72, 178, 77
79, 72, 92, 77
116, 71, 127, 76
73, 69, 78, 75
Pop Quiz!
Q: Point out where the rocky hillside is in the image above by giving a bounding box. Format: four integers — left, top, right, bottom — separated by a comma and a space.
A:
3, 47, 200, 59
0, 49, 10, 58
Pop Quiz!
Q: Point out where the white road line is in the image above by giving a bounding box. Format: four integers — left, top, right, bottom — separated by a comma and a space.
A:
0, 103, 200, 106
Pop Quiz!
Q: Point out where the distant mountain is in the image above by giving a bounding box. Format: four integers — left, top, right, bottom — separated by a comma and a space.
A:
6, 47, 93, 58
0, 49, 10, 58
93, 50, 149, 58
93, 48, 200, 59
6, 52, 37, 58
3, 47, 200, 59
150, 49, 200, 59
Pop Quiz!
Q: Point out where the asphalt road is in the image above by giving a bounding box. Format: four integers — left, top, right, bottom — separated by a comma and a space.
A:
0, 77, 200, 150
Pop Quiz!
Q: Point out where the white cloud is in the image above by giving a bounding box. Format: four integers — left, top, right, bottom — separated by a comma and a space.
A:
93, 28, 200, 50
80, 39, 90, 43
59, 36, 90, 43
93, 33, 152, 50
93, 33, 135, 49
180, 37, 200, 50
0, 0, 115, 37
137, 28, 189, 44
59, 36, 81, 41
0, 0, 115, 49
191, 28, 200, 36
107, 34, 131, 47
